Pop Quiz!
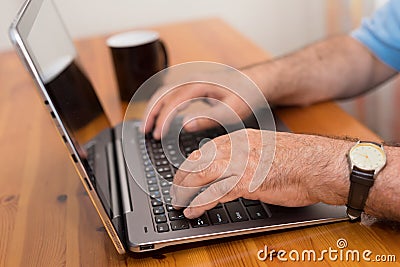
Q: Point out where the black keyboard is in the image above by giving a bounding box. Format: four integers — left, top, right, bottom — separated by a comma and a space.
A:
86, 144, 96, 171
85, 143, 97, 187
136, 127, 271, 233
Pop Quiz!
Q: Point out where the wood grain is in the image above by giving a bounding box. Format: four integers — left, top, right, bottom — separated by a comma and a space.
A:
1, 18, 399, 267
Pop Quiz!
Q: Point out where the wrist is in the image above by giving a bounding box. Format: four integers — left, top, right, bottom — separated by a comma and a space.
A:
241, 62, 281, 104
303, 135, 352, 206
363, 145, 400, 220
273, 133, 352, 206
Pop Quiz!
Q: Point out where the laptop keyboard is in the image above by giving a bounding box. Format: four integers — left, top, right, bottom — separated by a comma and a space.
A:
136, 127, 271, 233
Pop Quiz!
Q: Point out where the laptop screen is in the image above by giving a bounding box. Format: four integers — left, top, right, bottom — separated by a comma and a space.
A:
14, 0, 111, 151
11, 0, 114, 216
17, 0, 111, 144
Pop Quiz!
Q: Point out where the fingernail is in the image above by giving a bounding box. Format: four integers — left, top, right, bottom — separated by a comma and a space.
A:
183, 208, 193, 218
184, 120, 198, 132
153, 130, 160, 140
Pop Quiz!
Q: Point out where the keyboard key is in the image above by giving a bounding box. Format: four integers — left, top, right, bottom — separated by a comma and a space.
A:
184, 146, 194, 153
162, 188, 170, 195
153, 206, 165, 215
171, 220, 190, 231
151, 142, 161, 149
157, 223, 169, 233
151, 199, 163, 207
145, 166, 154, 172
246, 205, 269, 220
181, 140, 193, 147
160, 173, 173, 180
225, 201, 249, 222
180, 134, 192, 141
148, 185, 158, 192
166, 204, 175, 212
154, 154, 166, 160
146, 172, 155, 178
160, 180, 172, 187
153, 148, 164, 154
150, 191, 161, 199
168, 149, 177, 156
155, 214, 167, 223
171, 162, 181, 168
155, 160, 168, 166
170, 155, 184, 165
164, 196, 172, 204
190, 215, 210, 228
157, 166, 171, 173
215, 203, 223, 209
147, 178, 157, 185
242, 198, 261, 206
168, 211, 185, 221
208, 208, 229, 225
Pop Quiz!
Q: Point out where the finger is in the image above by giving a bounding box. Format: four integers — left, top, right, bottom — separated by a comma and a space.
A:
143, 101, 163, 134
142, 83, 190, 134
170, 184, 199, 209
141, 88, 168, 133
153, 99, 191, 139
183, 177, 240, 219
171, 158, 231, 209
173, 136, 230, 186
152, 86, 207, 139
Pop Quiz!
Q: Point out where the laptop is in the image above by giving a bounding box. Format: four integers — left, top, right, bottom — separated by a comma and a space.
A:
9, 0, 347, 254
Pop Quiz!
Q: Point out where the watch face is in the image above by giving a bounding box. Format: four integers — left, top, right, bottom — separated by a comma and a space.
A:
349, 143, 386, 171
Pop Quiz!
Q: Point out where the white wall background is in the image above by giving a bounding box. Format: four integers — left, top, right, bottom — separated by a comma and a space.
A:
2, 0, 329, 56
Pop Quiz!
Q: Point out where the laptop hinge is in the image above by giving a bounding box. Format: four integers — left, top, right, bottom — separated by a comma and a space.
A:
106, 143, 122, 218
114, 140, 133, 214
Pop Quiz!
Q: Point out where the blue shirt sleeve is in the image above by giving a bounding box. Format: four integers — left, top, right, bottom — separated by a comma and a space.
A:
351, 0, 400, 72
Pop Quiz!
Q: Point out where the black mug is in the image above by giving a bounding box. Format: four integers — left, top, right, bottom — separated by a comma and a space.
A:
107, 30, 168, 103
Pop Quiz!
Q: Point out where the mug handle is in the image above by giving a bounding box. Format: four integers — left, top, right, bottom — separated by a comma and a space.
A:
158, 40, 169, 68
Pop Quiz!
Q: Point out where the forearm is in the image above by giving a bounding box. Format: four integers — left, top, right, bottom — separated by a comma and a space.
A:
242, 35, 397, 106
276, 132, 400, 221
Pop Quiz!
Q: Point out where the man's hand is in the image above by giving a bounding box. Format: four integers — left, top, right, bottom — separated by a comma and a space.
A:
142, 83, 252, 139
171, 130, 352, 219
141, 64, 270, 140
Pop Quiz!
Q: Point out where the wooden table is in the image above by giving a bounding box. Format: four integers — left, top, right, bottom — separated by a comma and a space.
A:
1, 18, 399, 266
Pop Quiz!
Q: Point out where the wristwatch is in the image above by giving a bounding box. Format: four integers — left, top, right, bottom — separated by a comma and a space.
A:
347, 141, 386, 220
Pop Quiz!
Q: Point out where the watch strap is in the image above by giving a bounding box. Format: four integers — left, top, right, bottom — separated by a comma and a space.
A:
346, 167, 375, 220
359, 141, 382, 147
